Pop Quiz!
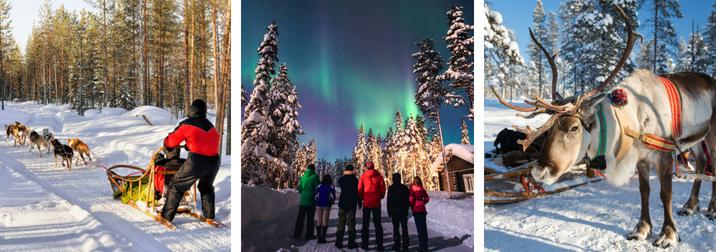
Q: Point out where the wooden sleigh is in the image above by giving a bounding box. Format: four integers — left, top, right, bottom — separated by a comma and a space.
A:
106, 146, 222, 230
485, 155, 604, 204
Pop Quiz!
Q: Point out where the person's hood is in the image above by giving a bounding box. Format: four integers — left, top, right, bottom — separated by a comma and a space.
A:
392, 173, 402, 185
187, 100, 207, 118
304, 168, 316, 177
365, 168, 381, 178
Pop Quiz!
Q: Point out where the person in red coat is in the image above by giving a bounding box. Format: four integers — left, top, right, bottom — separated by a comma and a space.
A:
357, 161, 386, 250
161, 99, 221, 222
409, 176, 430, 252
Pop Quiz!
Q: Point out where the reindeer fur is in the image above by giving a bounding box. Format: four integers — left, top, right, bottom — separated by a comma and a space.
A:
532, 70, 716, 248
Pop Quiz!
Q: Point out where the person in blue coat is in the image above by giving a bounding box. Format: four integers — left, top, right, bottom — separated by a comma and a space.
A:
314, 174, 336, 244
335, 165, 362, 248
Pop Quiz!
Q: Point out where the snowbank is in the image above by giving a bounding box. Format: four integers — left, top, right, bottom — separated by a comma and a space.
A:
241, 184, 300, 251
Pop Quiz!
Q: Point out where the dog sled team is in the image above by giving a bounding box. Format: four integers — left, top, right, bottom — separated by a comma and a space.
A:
5, 121, 92, 171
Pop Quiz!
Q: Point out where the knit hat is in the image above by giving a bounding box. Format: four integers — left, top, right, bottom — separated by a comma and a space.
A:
345, 165, 354, 171
366, 161, 374, 169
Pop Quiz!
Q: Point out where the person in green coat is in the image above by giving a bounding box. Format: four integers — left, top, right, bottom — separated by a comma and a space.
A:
294, 164, 320, 239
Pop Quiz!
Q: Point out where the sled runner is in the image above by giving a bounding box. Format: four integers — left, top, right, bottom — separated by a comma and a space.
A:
106, 146, 223, 230
485, 157, 604, 204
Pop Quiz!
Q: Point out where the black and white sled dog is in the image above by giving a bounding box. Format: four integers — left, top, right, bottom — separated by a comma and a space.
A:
52, 139, 74, 171
28, 131, 51, 157
41, 128, 54, 143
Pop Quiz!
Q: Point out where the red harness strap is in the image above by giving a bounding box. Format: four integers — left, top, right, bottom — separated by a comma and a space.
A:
702, 140, 713, 176
658, 76, 682, 138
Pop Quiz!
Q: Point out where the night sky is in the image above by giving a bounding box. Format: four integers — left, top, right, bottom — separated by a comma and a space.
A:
241, 0, 474, 161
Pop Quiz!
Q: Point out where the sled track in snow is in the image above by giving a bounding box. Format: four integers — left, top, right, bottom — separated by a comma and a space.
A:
0, 142, 230, 251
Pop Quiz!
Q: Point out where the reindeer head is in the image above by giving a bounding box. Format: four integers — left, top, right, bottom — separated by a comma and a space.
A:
492, 4, 641, 184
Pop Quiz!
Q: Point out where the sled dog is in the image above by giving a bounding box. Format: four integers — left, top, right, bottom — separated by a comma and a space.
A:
52, 139, 74, 171
28, 131, 50, 157
68, 138, 92, 165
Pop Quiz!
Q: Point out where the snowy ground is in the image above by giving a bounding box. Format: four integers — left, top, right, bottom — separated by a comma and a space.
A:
242, 184, 474, 251
0, 101, 231, 251
484, 97, 716, 251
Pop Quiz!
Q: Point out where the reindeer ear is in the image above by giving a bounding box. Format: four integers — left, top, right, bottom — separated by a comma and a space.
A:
580, 93, 607, 112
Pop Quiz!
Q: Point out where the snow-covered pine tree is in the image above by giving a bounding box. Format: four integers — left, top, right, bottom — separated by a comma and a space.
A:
426, 133, 443, 191
441, 5, 474, 122
461, 118, 470, 145
484, 2, 524, 101
293, 142, 307, 185
412, 37, 445, 135
527, 0, 548, 98
686, 28, 708, 72
241, 21, 281, 187
703, 5, 716, 77
352, 124, 367, 175
307, 139, 316, 166
560, 0, 640, 95
675, 37, 689, 72
643, 0, 682, 74
637, 37, 656, 70
268, 63, 304, 187
391, 110, 408, 184
383, 127, 395, 174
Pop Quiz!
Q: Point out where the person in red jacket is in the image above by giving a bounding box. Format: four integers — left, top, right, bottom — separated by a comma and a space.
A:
409, 176, 430, 252
161, 99, 221, 222
357, 161, 386, 250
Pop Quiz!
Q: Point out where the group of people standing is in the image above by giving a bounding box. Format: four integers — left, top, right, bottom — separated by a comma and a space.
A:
294, 162, 430, 251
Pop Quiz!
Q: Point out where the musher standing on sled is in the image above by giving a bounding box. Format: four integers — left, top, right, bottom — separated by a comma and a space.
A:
161, 99, 221, 222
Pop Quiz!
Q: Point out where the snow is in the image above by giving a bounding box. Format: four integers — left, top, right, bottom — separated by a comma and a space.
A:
484, 97, 716, 251
430, 144, 474, 174
0, 101, 231, 251
242, 184, 474, 251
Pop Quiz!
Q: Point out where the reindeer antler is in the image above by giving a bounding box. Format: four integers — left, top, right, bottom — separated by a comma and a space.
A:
492, 4, 640, 151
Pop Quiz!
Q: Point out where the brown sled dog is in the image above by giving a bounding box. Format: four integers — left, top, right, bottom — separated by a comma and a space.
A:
28, 131, 50, 157
13, 122, 29, 146
5, 124, 17, 143
52, 139, 74, 170
68, 138, 91, 165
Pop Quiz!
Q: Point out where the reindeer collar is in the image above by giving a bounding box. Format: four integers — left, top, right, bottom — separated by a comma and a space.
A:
587, 104, 608, 171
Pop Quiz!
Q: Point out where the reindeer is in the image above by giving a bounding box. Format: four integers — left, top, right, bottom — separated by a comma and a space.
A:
492, 4, 716, 248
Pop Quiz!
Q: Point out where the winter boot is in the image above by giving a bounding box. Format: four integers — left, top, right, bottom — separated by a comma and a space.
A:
391, 236, 400, 251
316, 225, 324, 243
335, 231, 344, 248
402, 234, 409, 251
321, 226, 329, 243
347, 231, 359, 249
361, 229, 369, 250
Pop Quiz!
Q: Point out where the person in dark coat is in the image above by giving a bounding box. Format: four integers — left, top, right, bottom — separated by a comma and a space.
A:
387, 173, 410, 251
336, 165, 362, 249
314, 174, 336, 244
294, 164, 320, 239
161, 99, 220, 222
358, 161, 386, 251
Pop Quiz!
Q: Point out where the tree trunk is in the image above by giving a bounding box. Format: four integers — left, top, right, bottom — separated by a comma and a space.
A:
184, 0, 191, 116
435, 108, 452, 198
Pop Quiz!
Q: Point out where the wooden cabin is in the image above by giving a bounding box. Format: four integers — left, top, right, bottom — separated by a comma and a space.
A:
430, 144, 474, 193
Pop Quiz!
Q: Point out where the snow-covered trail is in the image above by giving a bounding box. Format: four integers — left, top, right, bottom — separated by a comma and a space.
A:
484, 98, 716, 251
0, 101, 231, 251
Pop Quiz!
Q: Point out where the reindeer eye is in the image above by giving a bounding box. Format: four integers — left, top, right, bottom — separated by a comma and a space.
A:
570, 126, 579, 132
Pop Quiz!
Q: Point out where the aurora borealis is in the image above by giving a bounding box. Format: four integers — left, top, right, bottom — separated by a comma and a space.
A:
241, 0, 474, 161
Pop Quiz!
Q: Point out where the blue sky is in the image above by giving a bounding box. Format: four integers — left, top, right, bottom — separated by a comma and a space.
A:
9, 0, 93, 53
488, 0, 715, 65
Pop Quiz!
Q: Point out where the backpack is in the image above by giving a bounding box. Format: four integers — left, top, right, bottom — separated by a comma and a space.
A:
494, 128, 527, 155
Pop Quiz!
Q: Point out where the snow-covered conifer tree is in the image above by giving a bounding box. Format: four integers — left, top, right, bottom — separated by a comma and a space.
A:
461, 118, 470, 145
441, 5, 474, 122
242, 21, 282, 187
484, 2, 524, 101
352, 124, 367, 175
413, 37, 445, 134
643, 0, 682, 74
